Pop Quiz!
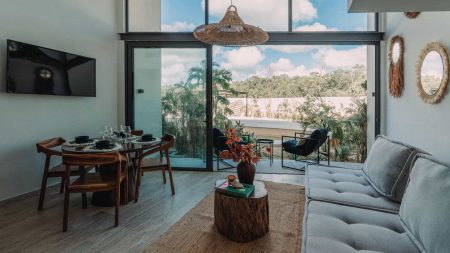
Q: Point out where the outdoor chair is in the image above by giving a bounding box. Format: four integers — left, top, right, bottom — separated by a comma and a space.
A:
213, 128, 248, 171
281, 128, 330, 170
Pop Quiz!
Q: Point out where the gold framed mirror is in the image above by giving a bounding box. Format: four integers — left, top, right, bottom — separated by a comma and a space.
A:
416, 42, 449, 104
388, 36, 404, 97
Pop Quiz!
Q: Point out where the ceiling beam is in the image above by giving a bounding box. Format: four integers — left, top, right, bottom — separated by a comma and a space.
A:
348, 0, 450, 12
119, 32, 384, 45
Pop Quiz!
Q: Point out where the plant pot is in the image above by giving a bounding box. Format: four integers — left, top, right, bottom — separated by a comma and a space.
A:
237, 161, 256, 185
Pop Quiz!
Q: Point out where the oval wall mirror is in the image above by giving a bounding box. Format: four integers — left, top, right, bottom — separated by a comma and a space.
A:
417, 42, 449, 104
389, 36, 404, 97
392, 43, 401, 63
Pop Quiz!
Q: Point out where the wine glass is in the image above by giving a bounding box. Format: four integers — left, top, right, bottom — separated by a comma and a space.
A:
109, 127, 115, 141
99, 129, 105, 140
125, 126, 131, 137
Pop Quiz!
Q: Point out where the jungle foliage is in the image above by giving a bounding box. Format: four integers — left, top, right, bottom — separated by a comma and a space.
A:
161, 61, 368, 163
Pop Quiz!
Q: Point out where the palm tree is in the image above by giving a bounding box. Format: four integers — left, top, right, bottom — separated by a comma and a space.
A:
161, 61, 237, 158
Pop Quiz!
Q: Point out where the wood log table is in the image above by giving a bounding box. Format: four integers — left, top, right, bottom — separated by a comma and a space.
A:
214, 180, 269, 243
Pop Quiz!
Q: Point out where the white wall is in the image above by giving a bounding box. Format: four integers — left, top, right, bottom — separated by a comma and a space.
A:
129, 0, 161, 32
0, 0, 122, 200
384, 12, 450, 161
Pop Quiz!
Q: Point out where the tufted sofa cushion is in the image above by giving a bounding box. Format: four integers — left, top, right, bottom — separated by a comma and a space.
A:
363, 135, 419, 202
306, 165, 400, 213
399, 155, 450, 253
302, 200, 420, 253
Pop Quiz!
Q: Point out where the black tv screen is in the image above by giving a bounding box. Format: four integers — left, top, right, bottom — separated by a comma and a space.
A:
6, 40, 96, 97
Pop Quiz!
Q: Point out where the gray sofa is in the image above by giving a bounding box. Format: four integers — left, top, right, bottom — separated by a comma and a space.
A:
302, 136, 450, 253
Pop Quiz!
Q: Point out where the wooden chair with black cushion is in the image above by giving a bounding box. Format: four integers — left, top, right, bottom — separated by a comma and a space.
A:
61, 152, 128, 232
130, 130, 144, 136
129, 129, 144, 161
135, 134, 176, 202
36, 137, 88, 210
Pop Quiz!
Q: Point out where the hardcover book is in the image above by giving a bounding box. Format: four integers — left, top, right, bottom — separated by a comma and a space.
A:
215, 180, 255, 198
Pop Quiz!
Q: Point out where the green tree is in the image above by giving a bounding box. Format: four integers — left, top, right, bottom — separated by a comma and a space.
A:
161, 61, 237, 158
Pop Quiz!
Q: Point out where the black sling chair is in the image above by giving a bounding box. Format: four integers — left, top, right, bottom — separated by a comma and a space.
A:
281, 128, 330, 170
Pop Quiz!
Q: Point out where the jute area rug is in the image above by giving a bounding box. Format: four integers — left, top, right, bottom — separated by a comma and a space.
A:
144, 182, 305, 253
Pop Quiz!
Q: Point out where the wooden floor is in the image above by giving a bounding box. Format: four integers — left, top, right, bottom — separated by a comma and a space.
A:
0, 171, 304, 253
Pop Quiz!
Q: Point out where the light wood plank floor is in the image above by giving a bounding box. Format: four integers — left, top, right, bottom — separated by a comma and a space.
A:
0, 171, 304, 253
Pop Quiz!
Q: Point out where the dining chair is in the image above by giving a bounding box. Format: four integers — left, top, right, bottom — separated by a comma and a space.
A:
129, 129, 144, 162
130, 130, 144, 136
61, 152, 128, 232
36, 137, 88, 210
135, 134, 176, 202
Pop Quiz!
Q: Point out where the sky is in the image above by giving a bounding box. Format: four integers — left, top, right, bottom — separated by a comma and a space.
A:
159, 0, 369, 84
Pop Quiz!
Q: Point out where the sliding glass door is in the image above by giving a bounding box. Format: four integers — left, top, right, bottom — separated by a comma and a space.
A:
130, 46, 211, 170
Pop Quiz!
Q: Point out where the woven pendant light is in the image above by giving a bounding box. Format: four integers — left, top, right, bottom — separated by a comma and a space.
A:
193, 4, 269, 46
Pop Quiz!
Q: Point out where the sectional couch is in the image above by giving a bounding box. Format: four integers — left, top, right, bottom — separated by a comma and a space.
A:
301, 135, 450, 253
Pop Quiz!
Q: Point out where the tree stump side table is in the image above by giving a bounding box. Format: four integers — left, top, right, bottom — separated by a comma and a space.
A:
214, 180, 269, 243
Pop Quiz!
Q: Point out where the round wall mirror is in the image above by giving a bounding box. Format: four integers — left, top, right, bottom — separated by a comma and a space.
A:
389, 36, 404, 97
417, 42, 449, 104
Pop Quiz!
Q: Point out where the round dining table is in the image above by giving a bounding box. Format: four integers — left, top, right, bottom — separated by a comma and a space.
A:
61, 138, 161, 206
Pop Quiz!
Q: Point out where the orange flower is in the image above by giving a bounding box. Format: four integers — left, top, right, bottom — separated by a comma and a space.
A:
219, 150, 231, 159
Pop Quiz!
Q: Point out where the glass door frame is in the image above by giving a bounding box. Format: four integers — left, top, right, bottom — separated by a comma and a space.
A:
125, 41, 214, 171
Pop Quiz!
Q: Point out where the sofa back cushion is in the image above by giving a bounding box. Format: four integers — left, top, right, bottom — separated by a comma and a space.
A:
363, 135, 417, 202
399, 155, 450, 253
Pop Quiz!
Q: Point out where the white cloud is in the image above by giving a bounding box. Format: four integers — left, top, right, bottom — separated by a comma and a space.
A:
267, 58, 321, 77
294, 22, 338, 32
208, 0, 301, 31
313, 46, 367, 70
162, 21, 196, 32
161, 49, 205, 85
213, 45, 224, 57
221, 47, 265, 70
293, 0, 318, 22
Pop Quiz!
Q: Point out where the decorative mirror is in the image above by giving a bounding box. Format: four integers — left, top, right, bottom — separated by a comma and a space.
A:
388, 36, 404, 97
416, 42, 449, 104
404, 12, 420, 19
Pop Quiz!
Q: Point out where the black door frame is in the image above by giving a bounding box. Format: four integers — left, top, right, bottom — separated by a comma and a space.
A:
125, 41, 214, 171
123, 7, 384, 171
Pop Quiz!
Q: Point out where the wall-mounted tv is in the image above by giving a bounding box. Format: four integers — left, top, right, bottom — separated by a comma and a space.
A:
6, 39, 96, 97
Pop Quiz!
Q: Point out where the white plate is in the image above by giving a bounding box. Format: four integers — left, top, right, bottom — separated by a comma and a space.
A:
131, 138, 160, 145
82, 143, 122, 153
63, 140, 96, 147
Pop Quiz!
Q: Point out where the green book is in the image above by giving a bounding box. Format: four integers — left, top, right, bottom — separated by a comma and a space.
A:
215, 180, 255, 198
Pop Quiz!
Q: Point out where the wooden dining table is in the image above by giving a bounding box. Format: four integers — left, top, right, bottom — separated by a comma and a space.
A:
61, 138, 161, 206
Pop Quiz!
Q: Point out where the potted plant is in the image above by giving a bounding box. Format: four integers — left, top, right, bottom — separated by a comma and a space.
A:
219, 128, 261, 185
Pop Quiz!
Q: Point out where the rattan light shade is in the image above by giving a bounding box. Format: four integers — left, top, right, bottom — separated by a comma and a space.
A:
193, 5, 269, 46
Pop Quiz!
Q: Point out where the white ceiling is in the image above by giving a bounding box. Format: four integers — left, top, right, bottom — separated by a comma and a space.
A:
348, 0, 450, 12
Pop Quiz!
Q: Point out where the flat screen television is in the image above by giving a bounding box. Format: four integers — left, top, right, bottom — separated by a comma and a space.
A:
6, 40, 96, 97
